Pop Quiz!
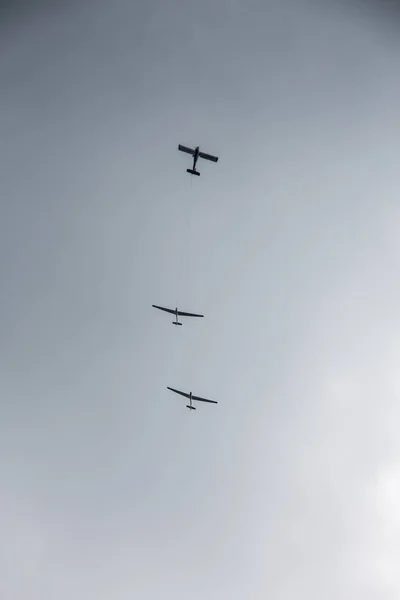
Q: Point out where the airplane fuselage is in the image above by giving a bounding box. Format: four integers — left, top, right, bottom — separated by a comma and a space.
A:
192, 146, 200, 171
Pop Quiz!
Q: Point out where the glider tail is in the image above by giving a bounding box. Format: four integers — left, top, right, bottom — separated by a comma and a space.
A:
186, 405, 196, 410
172, 321, 183, 326
187, 169, 200, 176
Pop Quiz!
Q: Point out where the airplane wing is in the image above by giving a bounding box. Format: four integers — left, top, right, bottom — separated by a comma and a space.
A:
177, 310, 204, 318
152, 305, 175, 315
167, 386, 190, 399
198, 151, 218, 163
192, 394, 218, 404
178, 144, 195, 155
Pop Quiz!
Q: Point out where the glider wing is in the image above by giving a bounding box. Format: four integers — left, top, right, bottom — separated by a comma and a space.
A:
167, 387, 190, 399
192, 394, 218, 404
152, 305, 175, 315
177, 310, 204, 318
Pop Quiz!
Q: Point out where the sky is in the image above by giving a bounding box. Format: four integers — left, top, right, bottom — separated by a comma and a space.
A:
1, 0, 400, 598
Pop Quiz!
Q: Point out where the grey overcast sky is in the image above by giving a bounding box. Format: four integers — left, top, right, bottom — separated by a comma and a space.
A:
1, 1, 400, 598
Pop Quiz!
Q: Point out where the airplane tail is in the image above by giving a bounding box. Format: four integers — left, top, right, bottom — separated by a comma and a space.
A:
172, 321, 182, 326
186, 405, 196, 410
187, 169, 200, 176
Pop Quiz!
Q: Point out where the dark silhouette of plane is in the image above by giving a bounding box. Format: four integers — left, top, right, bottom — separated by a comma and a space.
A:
178, 144, 218, 176
152, 304, 204, 326
167, 386, 218, 411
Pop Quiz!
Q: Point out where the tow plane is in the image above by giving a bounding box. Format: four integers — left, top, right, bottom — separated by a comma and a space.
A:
167, 386, 218, 411
152, 304, 204, 326
178, 144, 218, 176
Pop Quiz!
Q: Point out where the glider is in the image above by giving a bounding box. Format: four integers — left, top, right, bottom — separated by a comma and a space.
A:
178, 144, 218, 176
152, 304, 204, 326
167, 386, 218, 411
